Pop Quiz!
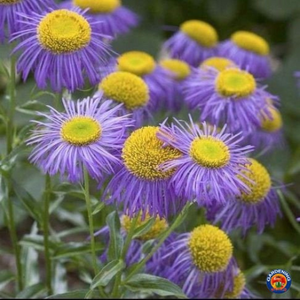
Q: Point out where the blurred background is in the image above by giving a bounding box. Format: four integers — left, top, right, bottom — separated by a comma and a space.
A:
1, 0, 300, 298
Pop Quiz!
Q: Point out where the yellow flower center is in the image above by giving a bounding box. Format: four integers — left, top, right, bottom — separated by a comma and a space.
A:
122, 127, 182, 180
180, 20, 218, 48
190, 137, 230, 168
224, 271, 246, 299
122, 213, 168, 241
200, 57, 235, 72
188, 225, 233, 273
100, 72, 149, 110
73, 0, 121, 13
216, 69, 256, 98
61, 116, 101, 146
261, 106, 283, 132
37, 10, 91, 54
238, 159, 271, 204
0, 0, 20, 4
118, 51, 156, 77
160, 59, 191, 80
231, 31, 270, 56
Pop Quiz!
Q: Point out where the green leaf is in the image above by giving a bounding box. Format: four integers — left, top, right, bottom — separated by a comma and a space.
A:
16, 283, 45, 299
92, 202, 105, 215
132, 217, 156, 240
53, 242, 103, 259
106, 211, 123, 260
20, 235, 57, 252
0, 175, 7, 204
124, 274, 187, 299
46, 290, 95, 299
91, 259, 125, 289
16, 100, 48, 116
0, 271, 14, 290
52, 263, 67, 294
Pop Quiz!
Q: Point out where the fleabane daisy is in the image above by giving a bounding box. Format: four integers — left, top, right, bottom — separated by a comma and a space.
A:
116, 51, 174, 112
160, 58, 192, 112
27, 96, 132, 183
61, 0, 139, 37
199, 56, 236, 73
184, 67, 278, 133
209, 159, 281, 234
0, 0, 56, 42
219, 31, 272, 79
97, 71, 150, 127
158, 119, 253, 205
162, 225, 237, 298
103, 126, 184, 217
13, 8, 112, 92
163, 20, 218, 67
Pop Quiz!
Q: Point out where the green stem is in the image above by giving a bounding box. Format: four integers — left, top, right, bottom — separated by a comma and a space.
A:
43, 174, 53, 296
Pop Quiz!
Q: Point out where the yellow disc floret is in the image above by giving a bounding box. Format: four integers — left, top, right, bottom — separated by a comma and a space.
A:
200, 57, 236, 72
118, 51, 156, 77
180, 20, 218, 48
261, 106, 283, 132
224, 271, 246, 299
122, 213, 168, 241
160, 59, 191, 81
61, 116, 101, 146
38, 10, 91, 54
188, 225, 233, 273
122, 127, 182, 180
238, 159, 271, 204
216, 68, 256, 98
190, 137, 230, 168
73, 0, 120, 13
0, 0, 20, 4
231, 31, 270, 56
100, 72, 149, 110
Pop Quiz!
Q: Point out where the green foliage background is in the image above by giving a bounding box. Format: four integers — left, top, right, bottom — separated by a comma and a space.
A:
1, 0, 300, 298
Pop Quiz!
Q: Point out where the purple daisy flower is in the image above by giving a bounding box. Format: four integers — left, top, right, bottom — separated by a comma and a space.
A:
159, 58, 192, 112
157, 118, 253, 205
161, 225, 236, 298
103, 126, 185, 217
96, 71, 151, 128
219, 31, 272, 79
163, 20, 219, 67
116, 51, 175, 112
27, 95, 132, 183
12, 8, 113, 92
207, 159, 282, 235
199, 56, 237, 74
184, 67, 278, 134
0, 0, 56, 43
60, 0, 139, 37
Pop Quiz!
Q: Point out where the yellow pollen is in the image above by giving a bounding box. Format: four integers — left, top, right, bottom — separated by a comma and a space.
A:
238, 159, 271, 204
188, 225, 233, 273
261, 106, 283, 132
200, 57, 236, 72
224, 271, 246, 299
160, 59, 191, 81
190, 137, 230, 168
216, 68, 256, 98
73, 0, 121, 13
122, 127, 182, 181
61, 116, 101, 146
37, 9, 91, 54
0, 0, 20, 4
231, 31, 270, 56
180, 20, 218, 48
122, 213, 168, 241
117, 51, 156, 77
100, 72, 149, 110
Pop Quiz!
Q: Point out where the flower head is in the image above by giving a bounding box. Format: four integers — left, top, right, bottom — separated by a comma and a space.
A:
219, 31, 272, 78
116, 51, 175, 111
103, 126, 184, 217
158, 119, 253, 205
200, 56, 236, 72
13, 8, 112, 92
27, 96, 131, 183
61, 0, 139, 37
0, 0, 56, 42
209, 159, 281, 234
184, 67, 278, 133
163, 20, 218, 67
